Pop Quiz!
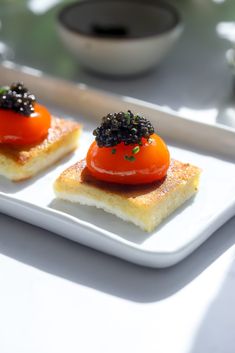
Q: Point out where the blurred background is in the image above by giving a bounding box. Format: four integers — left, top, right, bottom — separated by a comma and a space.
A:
1, 0, 235, 128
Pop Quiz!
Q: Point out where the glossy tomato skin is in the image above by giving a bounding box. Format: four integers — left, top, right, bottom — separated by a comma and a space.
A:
86, 133, 170, 184
0, 103, 51, 145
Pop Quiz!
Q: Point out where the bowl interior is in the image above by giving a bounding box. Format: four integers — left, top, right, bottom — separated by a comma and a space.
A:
58, 0, 180, 39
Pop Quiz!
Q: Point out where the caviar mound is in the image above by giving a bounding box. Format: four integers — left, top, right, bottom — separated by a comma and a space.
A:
0, 82, 36, 116
93, 110, 155, 147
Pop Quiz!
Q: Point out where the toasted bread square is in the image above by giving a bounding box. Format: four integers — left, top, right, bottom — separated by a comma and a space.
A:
54, 159, 201, 232
0, 117, 81, 181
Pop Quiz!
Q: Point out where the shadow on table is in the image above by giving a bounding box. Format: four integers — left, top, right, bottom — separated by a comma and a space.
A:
0, 213, 234, 303
189, 256, 235, 353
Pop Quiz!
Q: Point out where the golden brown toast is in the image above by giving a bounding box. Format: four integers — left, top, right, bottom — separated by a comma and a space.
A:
54, 159, 201, 232
0, 117, 81, 181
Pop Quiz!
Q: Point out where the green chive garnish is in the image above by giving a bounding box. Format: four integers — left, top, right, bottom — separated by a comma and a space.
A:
0, 86, 8, 95
124, 112, 131, 125
111, 148, 116, 154
124, 155, 136, 162
132, 146, 140, 154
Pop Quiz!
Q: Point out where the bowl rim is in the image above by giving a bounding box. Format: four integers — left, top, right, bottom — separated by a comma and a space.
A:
57, 0, 182, 40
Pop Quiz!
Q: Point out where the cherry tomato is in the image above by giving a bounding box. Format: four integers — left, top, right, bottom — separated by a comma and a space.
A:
86, 133, 170, 184
0, 103, 51, 145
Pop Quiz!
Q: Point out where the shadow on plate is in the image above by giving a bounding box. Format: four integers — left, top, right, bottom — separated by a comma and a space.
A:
49, 196, 195, 245
0, 213, 234, 303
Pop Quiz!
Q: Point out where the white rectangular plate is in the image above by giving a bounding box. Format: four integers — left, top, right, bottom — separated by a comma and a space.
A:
0, 62, 235, 268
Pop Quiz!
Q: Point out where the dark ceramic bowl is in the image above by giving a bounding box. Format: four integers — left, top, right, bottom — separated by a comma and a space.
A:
57, 0, 183, 76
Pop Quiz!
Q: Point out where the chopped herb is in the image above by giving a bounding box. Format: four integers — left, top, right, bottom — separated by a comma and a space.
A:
124, 112, 131, 125
111, 148, 116, 154
0, 86, 8, 95
133, 115, 139, 123
132, 146, 140, 154
124, 155, 136, 162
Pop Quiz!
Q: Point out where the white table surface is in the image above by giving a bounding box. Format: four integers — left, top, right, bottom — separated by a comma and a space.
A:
1, 1, 235, 352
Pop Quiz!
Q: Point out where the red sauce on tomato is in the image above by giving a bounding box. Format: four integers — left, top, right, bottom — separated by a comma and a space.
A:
0, 103, 51, 145
86, 133, 170, 184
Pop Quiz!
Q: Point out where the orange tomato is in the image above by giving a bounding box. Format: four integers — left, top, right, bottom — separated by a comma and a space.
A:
86, 133, 170, 184
0, 103, 51, 145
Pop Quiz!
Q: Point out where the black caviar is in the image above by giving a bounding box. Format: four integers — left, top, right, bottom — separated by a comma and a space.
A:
93, 110, 155, 147
0, 82, 36, 116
